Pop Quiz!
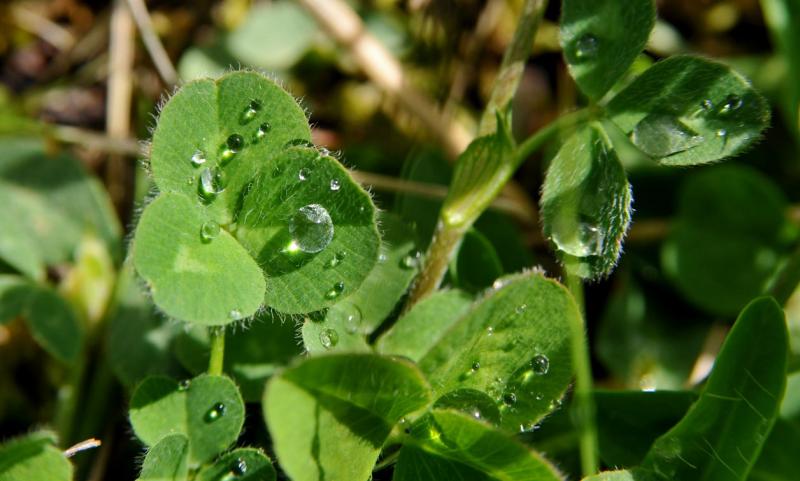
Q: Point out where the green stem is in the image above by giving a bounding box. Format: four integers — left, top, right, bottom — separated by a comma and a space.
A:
513, 108, 591, 167
208, 326, 226, 376
565, 269, 599, 476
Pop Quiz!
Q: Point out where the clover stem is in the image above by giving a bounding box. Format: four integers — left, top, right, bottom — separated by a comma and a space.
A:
208, 326, 226, 376
565, 269, 599, 476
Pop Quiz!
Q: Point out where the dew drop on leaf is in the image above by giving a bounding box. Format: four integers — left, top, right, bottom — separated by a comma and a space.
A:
701, 99, 714, 111
325, 281, 345, 300
343, 305, 362, 334
255, 122, 271, 141
486, 326, 494, 336
471, 361, 481, 371
242, 99, 262, 123
199, 167, 226, 198
288, 204, 334, 254
190, 149, 206, 167
319, 328, 339, 348
325, 251, 347, 268
531, 354, 550, 375
378, 252, 387, 263
329, 178, 341, 191
200, 220, 220, 243
204, 402, 226, 422
574, 33, 599, 60
178, 379, 191, 391
718, 94, 743, 115
401, 250, 421, 269
221, 134, 245, 164
631, 113, 705, 157
229, 309, 242, 320
298, 168, 310, 181
232, 457, 248, 475
515, 304, 528, 314
502, 392, 517, 406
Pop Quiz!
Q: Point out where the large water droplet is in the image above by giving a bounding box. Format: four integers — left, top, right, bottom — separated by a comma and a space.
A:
242, 99, 262, 123
190, 149, 206, 167
204, 402, 226, 422
531, 354, 550, 375
319, 328, 339, 348
200, 220, 220, 243
330, 179, 341, 191
631, 113, 705, 157
288, 204, 334, 254
574, 33, 599, 60
342, 305, 362, 334
325, 281, 345, 300
718, 94, 742, 115
551, 218, 605, 258
200, 167, 226, 198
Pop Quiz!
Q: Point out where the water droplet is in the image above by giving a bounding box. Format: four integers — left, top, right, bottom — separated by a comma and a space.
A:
471, 361, 481, 371
401, 250, 421, 269
718, 94, 742, 115
227, 133, 244, 151
378, 253, 387, 263
343, 305, 363, 334
434, 389, 501, 425
531, 354, 550, 375
502, 392, 517, 406
229, 309, 242, 320
190, 149, 206, 166
199, 167, 226, 198
242, 99, 262, 123
200, 220, 220, 243
204, 402, 226, 422
232, 457, 248, 475
255, 122, 271, 141
330, 179, 341, 191
319, 147, 331, 157
288, 204, 334, 254
325, 281, 345, 300
574, 33, 599, 60
535, 393, 544, 401
298, 168, 310, 181
631, 113, 705, 157
717, 128, 728, 137
515, 304, 528, 314
178, 380, 191, 391
701, 99, 714, 111
319, 328, 339, 348
326, 251, 347, 268
486, 326, 494, 336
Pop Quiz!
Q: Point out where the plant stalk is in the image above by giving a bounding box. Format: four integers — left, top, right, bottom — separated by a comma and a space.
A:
208, 326, 226, 376
565, 270, 599, 476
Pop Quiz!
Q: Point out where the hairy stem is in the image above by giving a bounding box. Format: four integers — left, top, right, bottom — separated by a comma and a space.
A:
565, 271, 599, 476
208, 326, 226, 376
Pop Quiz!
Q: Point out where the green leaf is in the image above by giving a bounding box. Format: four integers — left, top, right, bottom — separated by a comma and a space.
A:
132, 192, 265, 325
581, 471, 635, 481
136, 434, 189, 481
174, 311, 301, 401
0, 431, 72, 481
749, 419, 800, 481
560, 0, 655, 100
235, 146, 380, 314
394, 410, 564, 481
226, 1, 316, 70
606, 56, 770, 166
195, 448, 276, 481
129, 374, 245, 465
661, 165, 789, 316
107, 264, 184, 388
594, 390, 696, 467
0, 275, 29, 324
420, 272, 577, 432
639, 297, 788, 481
449, 229, 504, 292
376, 289, 472, 362
761, 0, 800, 134
263, 353, 431, 481
149, 72, 310, 223
24, 285, 83, 364
540, 123, 631, 279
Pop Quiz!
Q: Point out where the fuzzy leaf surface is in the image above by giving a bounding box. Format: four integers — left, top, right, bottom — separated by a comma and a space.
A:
263, 353, 431, 481
136, 434, 189, 481
607, 56, 770, 166
195, 448, 276, 481
560, 0, 655, 100
0, 432, 72, 481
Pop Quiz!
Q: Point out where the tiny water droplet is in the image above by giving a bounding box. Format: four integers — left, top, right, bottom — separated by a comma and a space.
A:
319, 147, 331, 157
401, 250, 421, 269
199, 167, 226, 198
178, 379, 191, 391
531, 354, 550, 375
486, 326, 494, 336
330, 179, 341, 191
471, 361, 481, 371
717, 128, 728, 137
288, 204, 334, 254
232, 457, 248, 475
204, 402, 226, 422
298, 168, 310, 181
515, 304, 528, 314
319, 328, 339, 348
255, 122, 271, 141
502, 392, 517, 406
325, 251, 346, 268
574, 33, 599, 60
718, 94, 742, 115
190, 149, 206, 166
325, 281, 345, 300
242, 99, 262, 122
701, 99, 714, 111
535, 393, 544, 401
200, 220, 220, 243
378, 252, 387, 263
229, 309, 242, 320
